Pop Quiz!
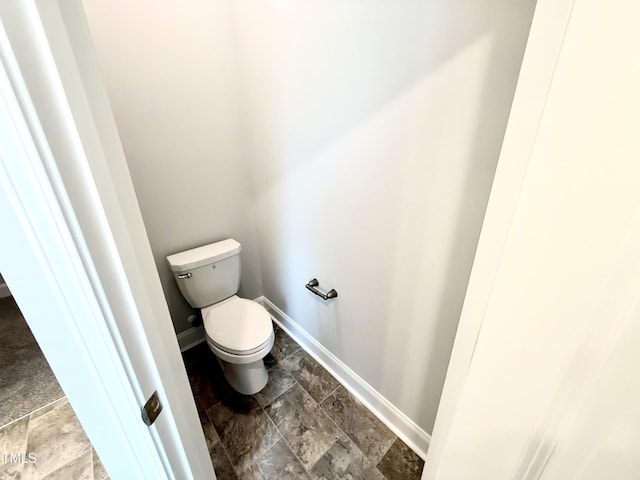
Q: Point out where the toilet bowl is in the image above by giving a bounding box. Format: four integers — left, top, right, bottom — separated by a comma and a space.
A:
202, 296, 274, 394
167, 239, 274, 395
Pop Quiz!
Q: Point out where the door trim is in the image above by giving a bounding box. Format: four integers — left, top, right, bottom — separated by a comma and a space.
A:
0, 1, 215, 478
0, 10, 169, 479
422, 0, 576, 477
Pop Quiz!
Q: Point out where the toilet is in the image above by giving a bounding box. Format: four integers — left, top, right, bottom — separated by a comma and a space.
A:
167, 239, 274, 395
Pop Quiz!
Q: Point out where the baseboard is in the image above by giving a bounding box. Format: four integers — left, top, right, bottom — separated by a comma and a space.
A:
0, 282, 11, 298
177, 325, 206, 352
255, 296, 431, 460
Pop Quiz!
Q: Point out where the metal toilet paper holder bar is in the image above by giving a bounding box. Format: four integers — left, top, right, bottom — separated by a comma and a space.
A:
305, 278, 338, 300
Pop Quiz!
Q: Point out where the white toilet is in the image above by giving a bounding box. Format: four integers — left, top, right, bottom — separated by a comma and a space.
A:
167, 239, 275, 395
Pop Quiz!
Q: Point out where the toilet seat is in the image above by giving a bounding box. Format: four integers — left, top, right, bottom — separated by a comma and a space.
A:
211, 333, 273, 356
202, 296, 273, 356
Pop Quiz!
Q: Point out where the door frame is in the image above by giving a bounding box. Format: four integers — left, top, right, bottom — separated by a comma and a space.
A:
0, 1, 214, 478
422, 0, 575, 477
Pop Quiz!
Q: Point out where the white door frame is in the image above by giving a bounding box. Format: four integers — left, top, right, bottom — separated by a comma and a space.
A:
422, 0, 575, 478
425, 0, 640, 474
0, 1, 214, 478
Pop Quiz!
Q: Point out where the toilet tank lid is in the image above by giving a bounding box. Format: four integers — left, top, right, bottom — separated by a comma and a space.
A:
166, 239, 241, 272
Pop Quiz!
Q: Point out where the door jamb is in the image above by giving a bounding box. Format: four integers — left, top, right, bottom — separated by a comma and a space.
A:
0, 1, 214, 478
422, 0, 576, 477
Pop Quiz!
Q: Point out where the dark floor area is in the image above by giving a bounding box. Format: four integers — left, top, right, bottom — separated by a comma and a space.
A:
0, 296, 64, 428
183, 324, 425, 479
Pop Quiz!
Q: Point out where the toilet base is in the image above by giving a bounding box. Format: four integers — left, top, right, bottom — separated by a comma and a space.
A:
206, 328, 275, 395
216, 356, 268, 395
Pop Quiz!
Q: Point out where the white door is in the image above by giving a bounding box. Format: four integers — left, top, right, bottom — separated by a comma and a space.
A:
424, 0, 640, 478
0, 1, 214, 478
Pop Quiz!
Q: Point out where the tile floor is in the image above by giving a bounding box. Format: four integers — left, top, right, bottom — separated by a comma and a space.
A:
183, 324, 425, 479
0, 397, 108, 480
0, 297, 63, 427
0, 296, 109, 480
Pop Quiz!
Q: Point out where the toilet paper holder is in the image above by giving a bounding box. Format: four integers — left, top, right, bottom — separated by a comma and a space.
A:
305, 278, 338, 300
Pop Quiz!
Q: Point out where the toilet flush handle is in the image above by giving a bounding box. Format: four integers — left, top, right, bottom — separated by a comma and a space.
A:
177, 272, 192, 279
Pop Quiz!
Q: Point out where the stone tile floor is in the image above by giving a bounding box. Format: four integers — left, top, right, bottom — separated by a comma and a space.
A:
0, 297, 64, 427
0, 397, 108, 480
0, 296, 109, 480
183, 324, 425, 479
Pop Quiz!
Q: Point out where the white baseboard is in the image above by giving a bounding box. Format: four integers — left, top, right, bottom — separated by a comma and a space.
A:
0, 283, 11, 298
255, 296, 431, 460
177, 325, 206, 352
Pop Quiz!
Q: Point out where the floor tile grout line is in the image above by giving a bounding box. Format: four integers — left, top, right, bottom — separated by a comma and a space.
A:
188, 350, 258, 478
297, 359, 399, 471
259, 392, 316, 475
215, 426, 247, 480
259, 349, 342, 473
202, 396, 223, 414
9, 414, 32, 479
273, 325, 301, 362
271, 378, 347, 473
257, 362, 335, 474
296, 380, 343, 436
275, 343, 340, 407
274, 333, 400, 472
306, 437, 340, 474
276, 345, 301, 364
316, 376, 400, 461
0, 395, 66, 431
277, 339, 342, 406
205, 389, 288, 479
281, 354, 361, 457
22, 415, 31, 474
41, 444, 93, 479
259, 378, 298, 409
375, 437, 398, 468
203, 402, 251, 479
317, 390, 386, 470
319, 382, 342, 405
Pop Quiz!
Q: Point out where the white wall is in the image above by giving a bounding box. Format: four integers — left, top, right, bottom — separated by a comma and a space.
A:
82, 0, 536, 436
82, 0, 262, 333
234, 0, 536, 433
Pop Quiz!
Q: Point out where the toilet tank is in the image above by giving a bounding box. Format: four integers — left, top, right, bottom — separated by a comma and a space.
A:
166, 239, 241, 308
